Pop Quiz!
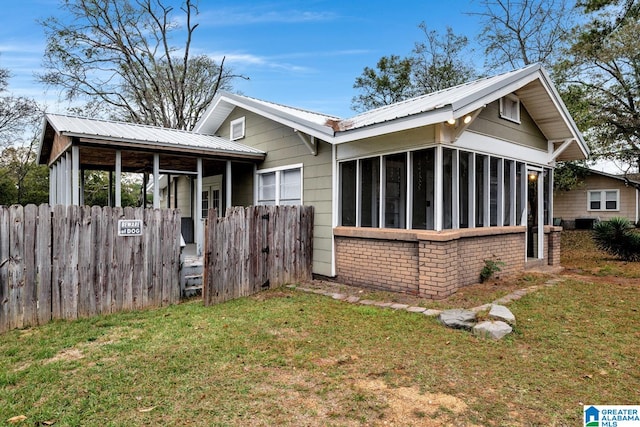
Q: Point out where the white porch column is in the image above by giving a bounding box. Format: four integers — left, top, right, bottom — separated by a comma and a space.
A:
49, 163, 57, 206
434, 145, 443, 231
226, 160, 232, 210
115, 150, 122, 207
64, 152, 71, 206
56, 158, 64, 206
196, 158, 203, 256
537, 172, 544, 259
153, 154, 160, 209
71, 146, 80, 205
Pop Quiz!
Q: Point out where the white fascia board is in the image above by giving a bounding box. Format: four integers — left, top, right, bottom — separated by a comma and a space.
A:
201, 94, 336, 141
536, 70, 589, 159
455, 131, 551, 166
331, 108, 453, 144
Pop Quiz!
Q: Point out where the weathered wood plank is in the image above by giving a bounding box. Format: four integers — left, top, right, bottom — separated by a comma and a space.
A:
22, 205, 37, 327
0, 206, 10, 333
9, 205, 25, 329
51, 205, 65, 319
77, 206, 93, 318
36, 204, 52, 326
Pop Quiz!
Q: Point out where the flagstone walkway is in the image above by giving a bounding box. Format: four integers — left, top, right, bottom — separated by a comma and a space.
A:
287, 277, 565, 317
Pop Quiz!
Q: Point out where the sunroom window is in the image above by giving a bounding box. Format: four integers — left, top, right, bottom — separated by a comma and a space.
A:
338, 149, 539, 231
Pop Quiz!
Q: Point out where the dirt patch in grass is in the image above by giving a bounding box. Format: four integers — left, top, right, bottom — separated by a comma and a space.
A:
44, 348, 84, 364
299, 272, 550, 310
354, 379, 475, 427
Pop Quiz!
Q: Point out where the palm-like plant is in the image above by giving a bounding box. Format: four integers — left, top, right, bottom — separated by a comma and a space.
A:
592, 217, 640, 261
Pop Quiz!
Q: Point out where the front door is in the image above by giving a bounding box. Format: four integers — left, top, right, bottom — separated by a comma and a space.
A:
526, 169, 543, 259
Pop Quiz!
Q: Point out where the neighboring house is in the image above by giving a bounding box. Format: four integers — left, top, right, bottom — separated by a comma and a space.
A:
38, 63, 589, 299
554, 168, 640, 228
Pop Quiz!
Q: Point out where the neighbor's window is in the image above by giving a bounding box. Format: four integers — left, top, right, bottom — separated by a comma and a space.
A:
499, 94, 520, 123
588, 190, 619, 211
257, 165, 302, 206
230, 117, 245, 140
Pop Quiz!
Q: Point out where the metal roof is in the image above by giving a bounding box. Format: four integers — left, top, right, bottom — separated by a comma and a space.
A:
194, 92, 338, 139
43, 113, 265, 156
194, 64, 588, 161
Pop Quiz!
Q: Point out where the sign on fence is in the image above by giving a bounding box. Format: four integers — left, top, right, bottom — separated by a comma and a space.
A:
0, 204, 182, 334
118, 219, 143, 236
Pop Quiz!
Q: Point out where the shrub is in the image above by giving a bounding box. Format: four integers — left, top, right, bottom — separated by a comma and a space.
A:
480, 259, 505, 283
592, 217, 640, 261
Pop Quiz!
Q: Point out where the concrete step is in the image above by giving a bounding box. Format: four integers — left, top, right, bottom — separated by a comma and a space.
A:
183, 285, 202, 298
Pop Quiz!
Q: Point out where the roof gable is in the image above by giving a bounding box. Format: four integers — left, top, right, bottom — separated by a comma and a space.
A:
192, 64, 589, 161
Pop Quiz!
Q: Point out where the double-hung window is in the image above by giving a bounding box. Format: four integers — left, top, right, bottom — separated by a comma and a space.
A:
257, 165, 302, 205
588, 190, 619, 211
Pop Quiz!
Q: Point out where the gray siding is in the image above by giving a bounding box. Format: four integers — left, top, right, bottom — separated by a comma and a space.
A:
218, 108, 334, 276
468, 100, 548, 151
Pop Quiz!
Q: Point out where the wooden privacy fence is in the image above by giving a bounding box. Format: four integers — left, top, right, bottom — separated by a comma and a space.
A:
203, 205, 314, 305
0, 204, 181, 333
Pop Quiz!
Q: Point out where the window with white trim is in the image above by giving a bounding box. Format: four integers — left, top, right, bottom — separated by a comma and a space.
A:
499, 94, 520, 123
588, 190, 619, 211
338, 149, 535, 231
257, 165, 302, 206
230, 117, 245, 140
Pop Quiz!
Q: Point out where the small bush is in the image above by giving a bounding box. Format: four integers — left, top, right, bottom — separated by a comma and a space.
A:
592, 217, 640, 261
480, 259, 505, 283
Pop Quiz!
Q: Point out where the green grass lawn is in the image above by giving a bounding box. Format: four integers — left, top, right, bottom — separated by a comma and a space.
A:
1, 232, 639, 426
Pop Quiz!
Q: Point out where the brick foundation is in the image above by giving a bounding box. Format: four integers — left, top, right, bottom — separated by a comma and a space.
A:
334, 226, 549, 299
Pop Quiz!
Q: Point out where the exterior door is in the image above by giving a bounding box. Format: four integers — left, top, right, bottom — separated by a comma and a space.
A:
526, 169, 544, 259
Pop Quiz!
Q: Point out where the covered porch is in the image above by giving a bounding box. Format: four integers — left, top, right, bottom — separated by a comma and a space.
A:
38, 114, 265, 256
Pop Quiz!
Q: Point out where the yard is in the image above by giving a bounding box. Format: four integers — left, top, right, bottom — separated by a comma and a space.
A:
1, 230, 639, 426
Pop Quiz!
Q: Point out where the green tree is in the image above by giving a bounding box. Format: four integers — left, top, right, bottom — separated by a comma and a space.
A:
351, 26, 475, 112
351, 55, 415, 112
0, 146, 49, 206
82, 172, 142, 207
557, 0, 640, 171
40, 0, 242, 130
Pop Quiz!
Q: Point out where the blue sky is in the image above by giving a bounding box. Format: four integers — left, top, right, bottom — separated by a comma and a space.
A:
0, 0, 484, 118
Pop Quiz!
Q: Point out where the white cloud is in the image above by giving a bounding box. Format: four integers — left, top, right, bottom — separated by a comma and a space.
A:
205, 49, 370, 74
197, 6, 337, 27
208, 51, 312, 73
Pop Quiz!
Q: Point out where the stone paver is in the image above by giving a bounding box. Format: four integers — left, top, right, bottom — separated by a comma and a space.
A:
438, 309, 477, 330
423, 309, 442, 317
489, 304, 516, 325
473, 321, 513, 340
390, 303, 410, 310
289, 276, 565, 340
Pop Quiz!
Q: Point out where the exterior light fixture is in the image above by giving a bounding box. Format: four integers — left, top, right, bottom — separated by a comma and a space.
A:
463, 115, 472, 124
447, 118, 456, 125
